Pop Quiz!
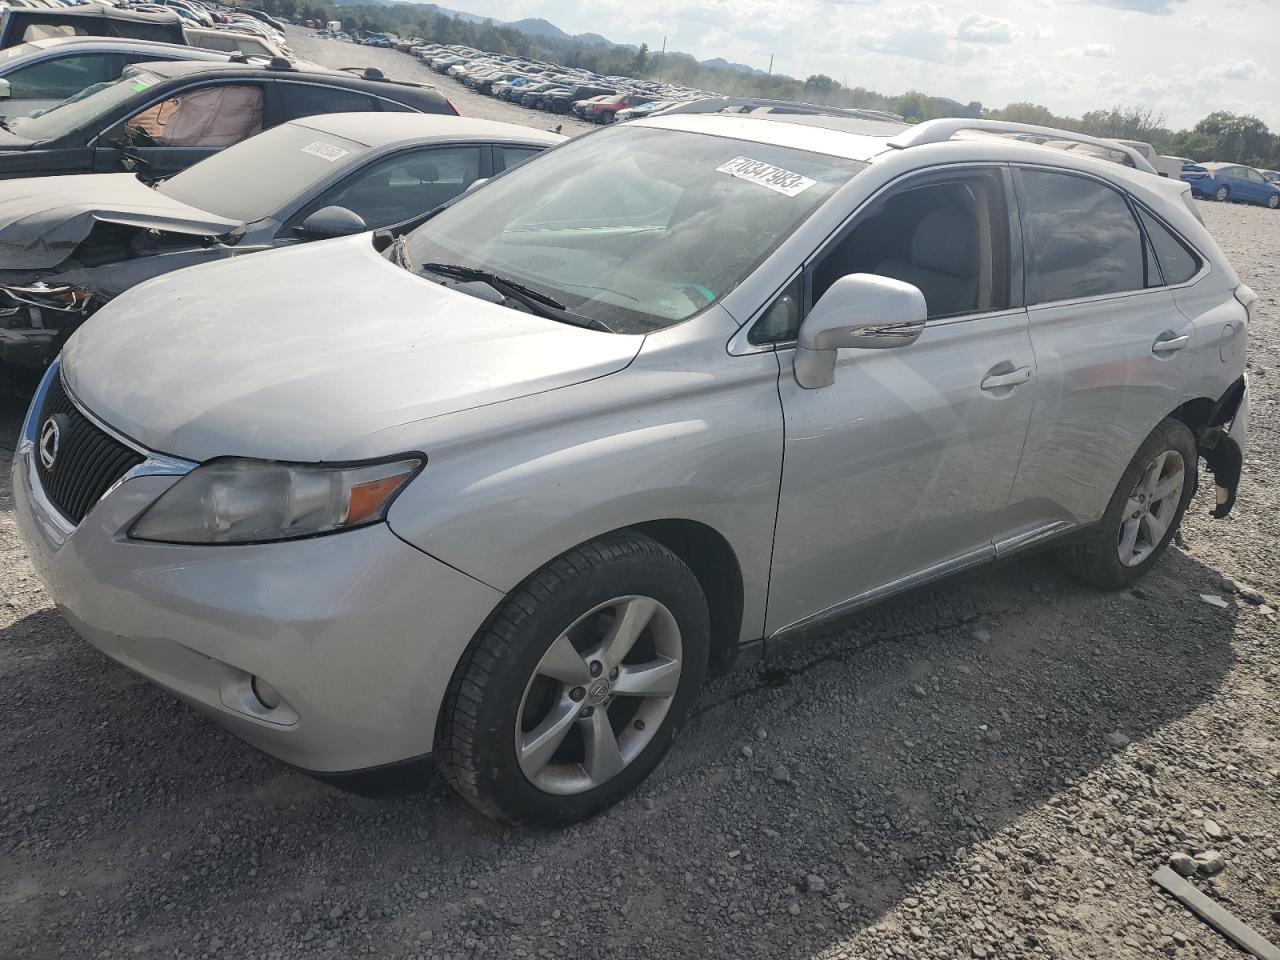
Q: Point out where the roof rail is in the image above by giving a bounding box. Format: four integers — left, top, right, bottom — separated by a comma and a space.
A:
887, 119, 1158, 175
658, 97, 904, 124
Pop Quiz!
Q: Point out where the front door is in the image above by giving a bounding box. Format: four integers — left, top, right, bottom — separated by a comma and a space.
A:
764, 167, 1036, 637
1004, 167, 1194, 531
93, 82, 264, 179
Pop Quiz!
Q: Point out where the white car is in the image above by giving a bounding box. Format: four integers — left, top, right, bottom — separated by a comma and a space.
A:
1116, 140, 1184, 178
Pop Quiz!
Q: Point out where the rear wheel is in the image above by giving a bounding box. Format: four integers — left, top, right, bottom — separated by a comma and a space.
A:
1215, 185, 1230, 202
438, 532, 710, 826
1056, 418, 1197, 589
1268, 193, 1279, 209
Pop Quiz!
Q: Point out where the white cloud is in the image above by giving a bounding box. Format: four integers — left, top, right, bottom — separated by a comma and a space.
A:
1199, 58, 1265, 82
1031, 25, 1056, 40
856, 3, 974, 63
1056, 42, 1116, 58
955, 11, 1018, 43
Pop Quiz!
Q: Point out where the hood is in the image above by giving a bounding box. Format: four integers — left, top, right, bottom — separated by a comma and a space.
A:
0, 173, 240, 271
62, 234, 644, 462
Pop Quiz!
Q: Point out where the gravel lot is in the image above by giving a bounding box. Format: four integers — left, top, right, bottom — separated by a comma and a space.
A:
288, 29, 598, 136
1, 53, 1278, 959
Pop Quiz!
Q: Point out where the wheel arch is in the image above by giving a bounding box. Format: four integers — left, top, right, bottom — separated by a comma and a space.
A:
629, 519, 746, 676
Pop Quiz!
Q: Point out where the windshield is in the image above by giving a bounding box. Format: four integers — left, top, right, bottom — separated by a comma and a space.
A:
404, 126, 863, 333
10, 69, 161, 143
158, 121, 369, 222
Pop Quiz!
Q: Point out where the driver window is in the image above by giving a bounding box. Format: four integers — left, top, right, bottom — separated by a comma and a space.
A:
125, 84, 263, 148
813, 174, 1008, 321
302, 146, 482, 230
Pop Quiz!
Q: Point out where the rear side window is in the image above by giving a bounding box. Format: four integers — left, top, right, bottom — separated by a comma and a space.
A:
1136, 207, 1200, 285
1018, 169, 1144, 304
272, 83, 377, 123
495, 145, 541, 172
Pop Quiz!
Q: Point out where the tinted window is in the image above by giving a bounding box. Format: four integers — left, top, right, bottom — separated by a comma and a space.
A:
273, 82, 376, 123
1137, 208, 1200, 285
306, 145, 481, 230
1019, 170, 1144, 304
4, 53, 120, 99
749, 275, 802, 345
495, 145, 541, 171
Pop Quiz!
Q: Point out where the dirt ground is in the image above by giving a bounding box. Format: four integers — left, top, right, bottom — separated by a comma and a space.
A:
1, 42, 1278, 960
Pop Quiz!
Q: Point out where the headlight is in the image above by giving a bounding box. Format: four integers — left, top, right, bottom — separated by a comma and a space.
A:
129, 456, 423, 545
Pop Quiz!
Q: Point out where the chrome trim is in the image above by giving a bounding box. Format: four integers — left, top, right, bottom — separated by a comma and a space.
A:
768, 544, 994, 644
23, 361, 196, 539
993, 520, 1076, 557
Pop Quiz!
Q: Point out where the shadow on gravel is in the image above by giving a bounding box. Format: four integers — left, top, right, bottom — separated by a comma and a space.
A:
0, 478, 1239, 958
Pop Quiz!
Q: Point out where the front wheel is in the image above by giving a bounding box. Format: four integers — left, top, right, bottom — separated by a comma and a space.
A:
438, 532, 710, 826
1268, 193, 1279, 209
1056, 418, 1197, 589
1215, 185, 1230, 202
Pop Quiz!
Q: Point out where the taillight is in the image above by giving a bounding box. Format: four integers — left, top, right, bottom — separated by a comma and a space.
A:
445, 97, 460, 116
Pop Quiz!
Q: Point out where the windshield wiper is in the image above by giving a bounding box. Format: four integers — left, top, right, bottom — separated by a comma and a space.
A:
419, 262, 613, 332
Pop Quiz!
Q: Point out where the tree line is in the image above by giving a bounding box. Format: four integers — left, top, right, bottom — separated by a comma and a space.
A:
259, 0, 1280, 169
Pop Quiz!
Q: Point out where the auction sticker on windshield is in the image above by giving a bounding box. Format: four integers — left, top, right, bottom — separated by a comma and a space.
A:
715, 156, 816, 197
300, 141, 350, 162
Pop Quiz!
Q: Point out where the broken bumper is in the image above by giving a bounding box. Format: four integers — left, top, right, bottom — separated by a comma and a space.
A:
1199, 376, 1248, 519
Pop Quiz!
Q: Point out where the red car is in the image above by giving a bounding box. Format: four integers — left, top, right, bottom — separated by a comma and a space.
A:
583, 93, 659, 123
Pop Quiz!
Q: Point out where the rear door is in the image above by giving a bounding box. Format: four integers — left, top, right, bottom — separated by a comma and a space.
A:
267, 81, 378, 124
1005, 166, 1193, 532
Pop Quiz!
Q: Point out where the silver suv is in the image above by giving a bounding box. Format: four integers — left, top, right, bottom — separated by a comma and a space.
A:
13, 103, 1251, 826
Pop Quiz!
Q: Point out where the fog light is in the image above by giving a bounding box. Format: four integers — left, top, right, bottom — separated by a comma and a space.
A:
251, 676, 282, 710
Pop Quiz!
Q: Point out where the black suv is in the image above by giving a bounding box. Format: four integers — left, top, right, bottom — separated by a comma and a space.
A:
0, 60, 455, 179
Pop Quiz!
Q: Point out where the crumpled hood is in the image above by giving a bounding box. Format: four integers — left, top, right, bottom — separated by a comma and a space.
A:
62, 233, 643, 462
0, 173, 239, 271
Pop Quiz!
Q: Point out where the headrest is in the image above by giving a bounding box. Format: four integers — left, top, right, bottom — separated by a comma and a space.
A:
910, 207, 977, 278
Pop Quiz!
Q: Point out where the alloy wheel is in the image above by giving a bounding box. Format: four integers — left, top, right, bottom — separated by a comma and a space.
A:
1117, 449, 1185, 567
515, 596, 683, 795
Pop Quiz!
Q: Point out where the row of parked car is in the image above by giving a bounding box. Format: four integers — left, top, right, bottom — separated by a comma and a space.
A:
318, 33, 709, 124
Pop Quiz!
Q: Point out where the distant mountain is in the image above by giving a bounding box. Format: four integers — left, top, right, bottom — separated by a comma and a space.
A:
574, 32, 613, 47
504, 17, 569, 40
700, 56, 764, 76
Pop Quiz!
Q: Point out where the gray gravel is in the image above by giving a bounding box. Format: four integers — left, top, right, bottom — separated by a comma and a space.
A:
288, 28, 598, 137
2, 74, 1279, 959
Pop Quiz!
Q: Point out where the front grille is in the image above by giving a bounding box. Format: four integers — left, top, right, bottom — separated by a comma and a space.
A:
33, 376, 144, 524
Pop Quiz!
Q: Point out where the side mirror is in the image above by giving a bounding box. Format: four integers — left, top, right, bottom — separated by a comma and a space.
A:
0, 78, 10, 99
794, 273, 927, 389
295, 205, 366, 240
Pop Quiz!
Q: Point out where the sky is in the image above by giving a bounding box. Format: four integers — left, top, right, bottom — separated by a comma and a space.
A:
434, 0, 1279, 131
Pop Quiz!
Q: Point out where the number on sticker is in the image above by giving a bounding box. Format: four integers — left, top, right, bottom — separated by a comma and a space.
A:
715, 156, 817, 197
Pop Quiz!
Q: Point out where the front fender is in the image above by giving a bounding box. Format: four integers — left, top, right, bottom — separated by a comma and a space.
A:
381, 330, 783, 644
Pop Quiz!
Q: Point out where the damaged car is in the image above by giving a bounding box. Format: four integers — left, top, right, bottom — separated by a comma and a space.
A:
13, 105, 1249, 826
0, 112, 561, 392
0, 58, 455, 182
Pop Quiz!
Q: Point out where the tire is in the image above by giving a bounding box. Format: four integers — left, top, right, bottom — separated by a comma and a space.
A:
1056, 417, 1197, 589
438, 531, 710, 826
1268, 194, 1279, 210
1215, 185, 1229, 202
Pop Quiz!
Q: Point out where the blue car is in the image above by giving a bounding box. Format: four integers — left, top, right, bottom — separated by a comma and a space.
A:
1187, 162, 1280, 208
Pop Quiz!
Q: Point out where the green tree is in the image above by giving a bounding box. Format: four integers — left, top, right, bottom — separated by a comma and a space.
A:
994, 102, 1057, 126
1195, 112, 1272, 164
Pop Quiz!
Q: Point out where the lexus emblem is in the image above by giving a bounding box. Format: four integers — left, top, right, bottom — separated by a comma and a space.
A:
38, 415, 62, 471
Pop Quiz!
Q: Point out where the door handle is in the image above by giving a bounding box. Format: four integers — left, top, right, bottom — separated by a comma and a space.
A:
1152, 334, 1190, 354
980, 366, 1032, 391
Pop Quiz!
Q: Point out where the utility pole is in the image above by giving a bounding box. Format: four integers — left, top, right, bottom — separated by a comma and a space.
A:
656, 34, 667, 81
767, 53, 773, 76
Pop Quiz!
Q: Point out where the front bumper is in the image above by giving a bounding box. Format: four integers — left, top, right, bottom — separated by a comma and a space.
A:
12, 418, 503, 774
